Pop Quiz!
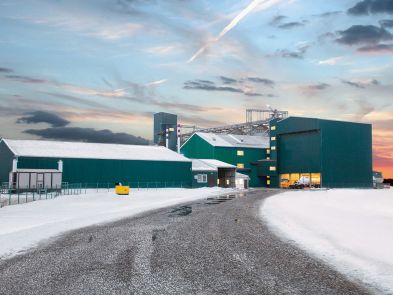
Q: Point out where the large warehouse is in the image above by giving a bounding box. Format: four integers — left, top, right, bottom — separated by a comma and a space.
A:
258, 117, 373, 188
0, 139, 192, 188
181, 132, 269, 187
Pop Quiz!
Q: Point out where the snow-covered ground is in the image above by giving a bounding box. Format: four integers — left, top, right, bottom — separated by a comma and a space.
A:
261, 188, 393, 293
0, 187, 235, 259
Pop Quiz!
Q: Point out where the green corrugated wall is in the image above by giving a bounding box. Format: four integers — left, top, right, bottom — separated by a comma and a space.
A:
181, 134, 267, 187
271, 117, 372, 188
16, 157, 192, 187
0, 141, 14, 183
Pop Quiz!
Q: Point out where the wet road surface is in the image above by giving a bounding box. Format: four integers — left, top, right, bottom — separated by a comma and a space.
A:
0, 189, 369, 294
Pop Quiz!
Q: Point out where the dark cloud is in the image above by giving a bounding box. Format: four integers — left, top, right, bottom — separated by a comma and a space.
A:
379, 19, 393, 28
315, 11, 343, 17
246, 77, 275, 87
336, 25, 392, 45
269, 15, 287, 26
0, 67, 13, 73
183, 80, 261, 96
16, 111, 70, 127
358, 42, 393, 51
24, 127, 149, 145
5, 75, 49, 84
341, 79, 379, 88
278, 22, 304, 29
184, 80, 243, 93
275, 45, 309, 59
348, 0, 393, 15
308, 83, 331, 90
219, 76, 237, 84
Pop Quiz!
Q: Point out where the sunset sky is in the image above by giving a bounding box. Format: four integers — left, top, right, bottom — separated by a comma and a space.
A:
0, 0, 392, 177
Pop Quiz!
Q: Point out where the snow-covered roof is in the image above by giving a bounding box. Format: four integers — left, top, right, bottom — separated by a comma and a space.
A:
191, 159, 235, 171
193, 132, 269, 149
16, 169, 61, 173
236, 172, 250, 179
2, 139, 191, 162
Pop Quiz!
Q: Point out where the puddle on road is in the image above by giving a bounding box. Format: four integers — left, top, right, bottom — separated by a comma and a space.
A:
204, 192, 246, 205
169, 205, 192, 217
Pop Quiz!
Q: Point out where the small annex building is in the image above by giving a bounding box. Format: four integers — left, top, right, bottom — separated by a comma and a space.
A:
191, 159, 236, 188
181, 132, 269, 187
0, 139, 192, 189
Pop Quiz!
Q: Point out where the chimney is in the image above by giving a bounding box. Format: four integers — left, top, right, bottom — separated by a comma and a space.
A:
58, 160, 63, 172
177, 124, 181, 153
12, 158, 18, 172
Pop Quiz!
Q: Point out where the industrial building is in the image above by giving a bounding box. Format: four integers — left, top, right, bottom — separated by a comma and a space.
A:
181, 116, 373, 189
0, 139, 192, 188
181, 132, 269, 187
258, 117, 373, 188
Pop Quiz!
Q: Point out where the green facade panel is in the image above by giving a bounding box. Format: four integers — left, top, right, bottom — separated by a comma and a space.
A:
16, 157, 192, 187
181, 135, 215, 159
320, 120, 372, 188
278, 130, 321, 173
191, 171, 217, 188
0, 141, 14, 183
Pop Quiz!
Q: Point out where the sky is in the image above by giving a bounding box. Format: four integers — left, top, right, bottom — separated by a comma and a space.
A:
0, 0, 392, 177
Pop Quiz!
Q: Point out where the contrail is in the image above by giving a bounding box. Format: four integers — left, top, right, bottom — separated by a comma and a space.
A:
188, 0, 283, 63
145, 79, 168, 86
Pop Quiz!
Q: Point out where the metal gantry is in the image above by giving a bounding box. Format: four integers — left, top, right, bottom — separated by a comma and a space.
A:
180, 108, 288, 144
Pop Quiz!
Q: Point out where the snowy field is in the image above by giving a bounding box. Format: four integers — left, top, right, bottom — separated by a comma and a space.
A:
261, 188, 393, 293
0, 187, 235, 259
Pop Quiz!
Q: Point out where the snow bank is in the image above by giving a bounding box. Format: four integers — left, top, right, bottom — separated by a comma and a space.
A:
0, 187, 234, 259
260, 189, 393, 293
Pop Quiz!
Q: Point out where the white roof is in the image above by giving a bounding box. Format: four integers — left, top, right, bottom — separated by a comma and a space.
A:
2, 139, 191, 162
16, 169, 60, 173
193, 132, 269, 149
236, 172, 250, 179
191, 159, 235, 171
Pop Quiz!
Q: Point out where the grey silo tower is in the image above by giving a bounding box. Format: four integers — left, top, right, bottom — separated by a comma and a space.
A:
153, 112, 178, 151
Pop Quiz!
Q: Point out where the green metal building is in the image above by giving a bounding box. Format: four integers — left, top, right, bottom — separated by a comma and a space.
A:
258, 117, 373, 188
0, 139, 192, 188
181, 133, 269, 187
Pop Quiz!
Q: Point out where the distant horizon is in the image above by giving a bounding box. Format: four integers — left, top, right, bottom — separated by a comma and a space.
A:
0, 0, 392, 177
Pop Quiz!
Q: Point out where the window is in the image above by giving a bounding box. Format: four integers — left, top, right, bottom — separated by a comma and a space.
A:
270, 126, 276, 131
237, 150, 244, 156
196, 174, 207, 183
267, 180, 271, 185
271, 136, 276, 141
266, 157, 270, 160
269, 166, 276, 171
271, 146, 276, 151
237, 163, 245, 169
266, 149, 270, 154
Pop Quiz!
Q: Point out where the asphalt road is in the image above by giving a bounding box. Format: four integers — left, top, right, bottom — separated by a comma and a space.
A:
0, 189, 370, 295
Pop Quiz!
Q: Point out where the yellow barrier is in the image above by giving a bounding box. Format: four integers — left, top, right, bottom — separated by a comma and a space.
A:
115, 185, 130, 195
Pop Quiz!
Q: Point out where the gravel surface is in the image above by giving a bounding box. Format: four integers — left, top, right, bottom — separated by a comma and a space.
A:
0, 189, 370, 295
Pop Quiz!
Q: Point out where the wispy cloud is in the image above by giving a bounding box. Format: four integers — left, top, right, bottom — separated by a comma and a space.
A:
318, 56, 345, 65
188, 0, 283, 63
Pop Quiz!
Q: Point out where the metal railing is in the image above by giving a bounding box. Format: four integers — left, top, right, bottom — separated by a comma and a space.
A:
0, 181, 191, 208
